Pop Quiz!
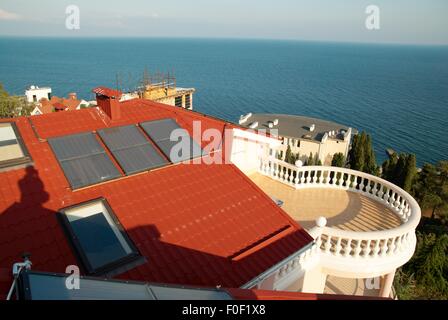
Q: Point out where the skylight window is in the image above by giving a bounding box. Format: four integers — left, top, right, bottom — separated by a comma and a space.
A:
0, 122, 31, 169
59, 198, 141, 276
48, 132, 121, 189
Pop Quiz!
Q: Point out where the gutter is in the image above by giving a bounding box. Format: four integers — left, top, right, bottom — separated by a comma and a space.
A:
240, 241, 315, 289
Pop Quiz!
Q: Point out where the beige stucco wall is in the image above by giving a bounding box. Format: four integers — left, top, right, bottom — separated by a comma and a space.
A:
318, 139, 350, 165
278, 136, 350, 166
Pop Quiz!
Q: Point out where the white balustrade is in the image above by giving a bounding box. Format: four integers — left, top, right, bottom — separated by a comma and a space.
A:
259, 156, 421, 268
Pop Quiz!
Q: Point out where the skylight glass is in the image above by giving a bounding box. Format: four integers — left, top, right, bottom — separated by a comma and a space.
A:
59, 198, 141, 275
0, 122, 31, 168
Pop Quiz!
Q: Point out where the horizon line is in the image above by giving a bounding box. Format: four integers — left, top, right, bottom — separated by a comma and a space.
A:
0, 35, 447, 47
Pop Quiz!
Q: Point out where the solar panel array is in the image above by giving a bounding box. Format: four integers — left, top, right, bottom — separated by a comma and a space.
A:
98, 125, 168, 175
49, 118, 205, 189
48, 132, 121, 189
140, 118, 204, 163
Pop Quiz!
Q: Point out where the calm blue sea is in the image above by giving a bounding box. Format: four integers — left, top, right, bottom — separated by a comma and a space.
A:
0, 37, 447, 166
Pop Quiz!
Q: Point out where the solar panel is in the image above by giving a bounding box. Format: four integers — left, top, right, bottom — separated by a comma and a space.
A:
140, 118, 204, 163
48, 132, 121, 189
21, 271, 233, 300
98, 125, 168, 175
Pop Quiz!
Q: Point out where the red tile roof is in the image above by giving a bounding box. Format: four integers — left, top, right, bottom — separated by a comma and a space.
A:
0, 97, 313, 299
93, 86, 123, 99
37, 96, 82, 114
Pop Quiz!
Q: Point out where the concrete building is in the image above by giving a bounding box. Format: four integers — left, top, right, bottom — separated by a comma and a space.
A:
139, 73, 195, 110
25, 85, 51, 103
0, 87, 420, 300
239, 113, 356, 166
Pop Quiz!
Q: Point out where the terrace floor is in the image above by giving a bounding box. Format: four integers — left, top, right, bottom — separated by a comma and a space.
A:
249, 173, 402, 231
324, 276, 380, 297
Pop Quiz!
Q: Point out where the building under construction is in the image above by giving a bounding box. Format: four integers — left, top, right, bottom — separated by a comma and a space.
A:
135, 72, 195, 110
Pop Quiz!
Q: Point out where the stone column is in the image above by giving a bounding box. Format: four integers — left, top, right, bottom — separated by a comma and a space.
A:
379, 269, 396, 298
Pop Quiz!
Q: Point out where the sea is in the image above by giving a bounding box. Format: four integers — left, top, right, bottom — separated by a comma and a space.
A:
0, 37, 447, 166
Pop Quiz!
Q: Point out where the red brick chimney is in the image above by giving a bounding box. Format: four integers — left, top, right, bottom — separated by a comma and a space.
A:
92, 87, 123, 120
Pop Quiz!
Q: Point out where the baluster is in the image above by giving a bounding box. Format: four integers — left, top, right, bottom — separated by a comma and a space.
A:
363, 239, 371, 257
389, 192, 396, 207
372, 240, 380, 257
359, 177, 365, 192
324, 236, 332, 253
371, 182, 378, 197
334, 237, 342, 256
380, 239, 388, 256
353, 240, 362, 257
344, 239, 352, 257
377, 184, 384, 199
388, 237, 397, 256
283, 169, 289, 183
365, 179, 372, 193
383, 187, 390, 202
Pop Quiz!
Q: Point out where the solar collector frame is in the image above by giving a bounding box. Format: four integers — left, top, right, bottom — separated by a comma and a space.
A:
97, 125, 169, 175
140, 118, 205, 163
48, 132, 121, 189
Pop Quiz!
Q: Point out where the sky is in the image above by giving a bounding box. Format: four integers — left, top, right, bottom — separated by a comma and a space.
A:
0, 0, 447, 45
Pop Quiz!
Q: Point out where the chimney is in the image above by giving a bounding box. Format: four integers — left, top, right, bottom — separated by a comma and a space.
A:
68, 92, 77, 100
92, 87, 122, 120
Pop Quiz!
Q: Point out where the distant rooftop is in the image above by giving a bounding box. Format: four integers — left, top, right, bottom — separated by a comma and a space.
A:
240, 113, 357, 143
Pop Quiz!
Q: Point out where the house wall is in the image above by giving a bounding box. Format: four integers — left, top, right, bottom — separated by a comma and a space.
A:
230, 129, 281, 175
25, 88, 51, 103
278, 136, 350, 165
318, 139, 350, 166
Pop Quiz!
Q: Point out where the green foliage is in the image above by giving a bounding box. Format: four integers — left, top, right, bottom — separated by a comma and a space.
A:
397, 229, 448, 300
348, 131, 379, 175
331, 152, 345, 167
0, 83, 34, 118
285, 145, 293, 163
382, 153, 417, 192
413, 161, 448, 220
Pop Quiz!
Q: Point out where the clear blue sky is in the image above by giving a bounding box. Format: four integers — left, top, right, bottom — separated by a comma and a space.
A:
0, 0, 447, 44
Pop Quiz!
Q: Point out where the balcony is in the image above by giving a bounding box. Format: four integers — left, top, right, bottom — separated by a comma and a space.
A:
249, 157, 421, 296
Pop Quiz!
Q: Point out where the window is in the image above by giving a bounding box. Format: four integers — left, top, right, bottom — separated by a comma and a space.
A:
185, 94, 191, 109
48, 132, 121, 189
98, 125, 168, 175
0, 122, 32, 169
32, 95, 37, 102
59, 198, 142, 276
174, 96, 183, 107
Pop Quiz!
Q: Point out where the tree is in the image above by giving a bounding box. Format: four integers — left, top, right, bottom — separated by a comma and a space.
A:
305, 152, 315, 166
0, 83, 34, 118
413, 162, 448, 220
285, 145, 292, 164
348, 131, 379, 175
381, 153, 417, 193
403, 232, 448, 299
331, 153, 345, 167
